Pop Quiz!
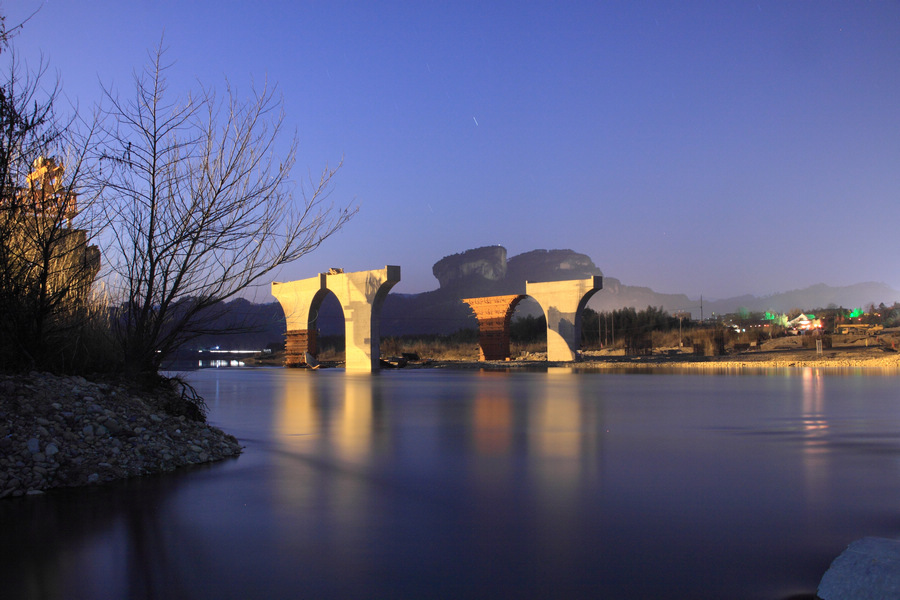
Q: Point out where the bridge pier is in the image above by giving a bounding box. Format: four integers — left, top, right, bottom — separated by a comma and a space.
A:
526, 276, 602, 362
272, 266, 401, 372
462, 295, 526, 360
463, 276, 602, 363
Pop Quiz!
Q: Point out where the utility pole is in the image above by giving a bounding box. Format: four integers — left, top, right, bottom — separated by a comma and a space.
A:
700, 295, 704, 323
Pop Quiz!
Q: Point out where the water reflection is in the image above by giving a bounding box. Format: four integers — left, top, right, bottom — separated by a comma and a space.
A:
198, 359, 246, 368
276, 373, 389, 461
6, 368, 900, 599
801, 368, 828, 450
472, 374, 513, 456
0, 458, 238, 599
336, 376, 377, 461
532, 376, 582, 459
799, 368, 830, 513
276, 371, 319, 450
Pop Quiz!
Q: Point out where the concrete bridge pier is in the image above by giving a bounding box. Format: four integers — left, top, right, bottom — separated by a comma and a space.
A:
327, 266, 401, 372
271, 266, 401, 372
526, 275, 602, 362
271, 273, 327, 367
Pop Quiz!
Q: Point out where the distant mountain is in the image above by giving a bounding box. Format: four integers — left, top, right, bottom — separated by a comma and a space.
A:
589, 277, 694, 315
702, 282, 900, 317
178, 298, 288, 351
178, 247, 900, 348
382, 247, 900, 331
586, 280, 900, 320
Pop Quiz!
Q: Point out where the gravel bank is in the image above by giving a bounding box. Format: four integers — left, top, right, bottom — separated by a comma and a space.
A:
0, 372, 242, 499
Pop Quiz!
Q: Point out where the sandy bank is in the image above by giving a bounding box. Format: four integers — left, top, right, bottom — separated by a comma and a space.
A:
437, 344, 900, 372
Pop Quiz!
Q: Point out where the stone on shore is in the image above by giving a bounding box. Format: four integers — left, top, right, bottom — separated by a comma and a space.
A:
0, 372, 243, 499
818, 537, 900, 599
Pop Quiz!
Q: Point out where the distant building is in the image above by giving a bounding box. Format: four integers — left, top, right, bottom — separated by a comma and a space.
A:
786, 313, 822, 332
0, 157, 100, 302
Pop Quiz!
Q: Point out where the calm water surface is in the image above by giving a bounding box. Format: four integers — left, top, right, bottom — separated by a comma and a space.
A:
3, 367, 900, 599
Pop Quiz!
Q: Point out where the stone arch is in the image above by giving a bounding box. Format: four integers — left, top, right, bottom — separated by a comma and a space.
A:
272, 266, 401, 372
462, 294, 526, 361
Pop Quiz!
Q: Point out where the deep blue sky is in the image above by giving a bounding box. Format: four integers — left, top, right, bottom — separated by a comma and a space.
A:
9, 1, 900, 300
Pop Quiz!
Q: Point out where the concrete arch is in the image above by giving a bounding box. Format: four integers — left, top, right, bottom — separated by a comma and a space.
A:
464, 276, 602, 363
526, 276, 602, 361
272, 266, 401, 372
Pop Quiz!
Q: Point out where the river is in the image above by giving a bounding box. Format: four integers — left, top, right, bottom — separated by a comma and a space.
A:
3, 366, 900, 599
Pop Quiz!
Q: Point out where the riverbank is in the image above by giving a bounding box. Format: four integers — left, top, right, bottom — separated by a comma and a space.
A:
0, 372, 242, 499
544, 338, 900, 369
422, 351, 900, 373
441, 342, 900, 371
250, 335, 900, 372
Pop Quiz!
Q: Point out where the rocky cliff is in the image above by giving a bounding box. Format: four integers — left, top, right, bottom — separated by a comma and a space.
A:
379, 246, 605, 333
506, 249, 602, 285
430, 245, 601, 293
432, 246, 507, 289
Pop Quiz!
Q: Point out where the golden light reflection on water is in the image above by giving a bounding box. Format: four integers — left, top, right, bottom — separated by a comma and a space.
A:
533, 384, 582, 460
531, 372, 604, 564
276, 372, 319, 452
469, 373, 516, 499
255, 366, 900, 594
473, 387, 512, 456
800, 367, 829, 505
273, 372, 378, 559
276, 373, 378, 462
333, 376, 375, 461
801, 368, 828, 447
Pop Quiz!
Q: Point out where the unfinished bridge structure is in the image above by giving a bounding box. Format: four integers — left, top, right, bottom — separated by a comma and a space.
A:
271, 266, 401, 372
463, 276, 602, 362
273, 267, 601, 370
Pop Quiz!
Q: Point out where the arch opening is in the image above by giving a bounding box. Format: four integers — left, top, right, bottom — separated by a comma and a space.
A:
310, 291, 346, 364
509, 296, 547, 359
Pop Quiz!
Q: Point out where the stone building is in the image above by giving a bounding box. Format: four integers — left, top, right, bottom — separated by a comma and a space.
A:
0, 157, 100, 304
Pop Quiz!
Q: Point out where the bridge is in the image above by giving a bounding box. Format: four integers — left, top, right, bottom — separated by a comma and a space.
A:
463, 276, 602, 362
272, 266, 401, 372
272, 268, 601, 371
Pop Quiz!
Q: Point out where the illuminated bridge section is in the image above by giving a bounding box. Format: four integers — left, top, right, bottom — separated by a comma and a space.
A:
464, 276, 602, 362
272, 266, 401, 372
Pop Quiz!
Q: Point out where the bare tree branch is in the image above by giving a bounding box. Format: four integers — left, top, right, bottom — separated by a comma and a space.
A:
96, 44, 356, 373
0, 45, 103, 372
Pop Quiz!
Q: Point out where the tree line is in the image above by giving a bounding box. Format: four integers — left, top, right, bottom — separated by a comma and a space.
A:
510, 306, 690, 347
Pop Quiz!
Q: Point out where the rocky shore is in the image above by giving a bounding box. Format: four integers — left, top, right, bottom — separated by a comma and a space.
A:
0, 372, 242, 499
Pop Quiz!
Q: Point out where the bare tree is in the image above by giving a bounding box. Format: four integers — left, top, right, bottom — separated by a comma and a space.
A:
97, 46, 356, 374
0, 34, 102, 371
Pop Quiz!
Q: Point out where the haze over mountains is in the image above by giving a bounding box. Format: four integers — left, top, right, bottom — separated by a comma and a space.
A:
190, 246, 900, 349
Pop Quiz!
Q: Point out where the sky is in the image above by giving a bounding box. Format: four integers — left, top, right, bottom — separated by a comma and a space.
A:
7, 1, 900, 301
